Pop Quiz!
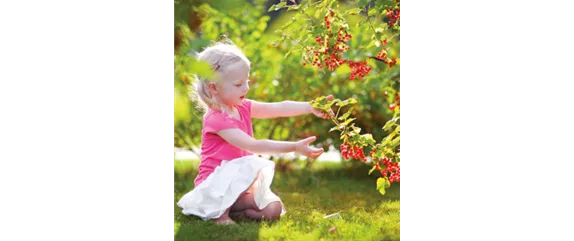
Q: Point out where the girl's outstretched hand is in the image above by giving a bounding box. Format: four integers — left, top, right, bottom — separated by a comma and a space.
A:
311, 95, 335, 119
295, 136, 324, 159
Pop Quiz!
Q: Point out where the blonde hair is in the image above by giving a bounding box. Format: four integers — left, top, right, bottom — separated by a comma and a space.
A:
190, 40, 250, 113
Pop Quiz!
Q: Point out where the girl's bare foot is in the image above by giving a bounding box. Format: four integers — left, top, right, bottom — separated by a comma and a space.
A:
213, 215, 236, 225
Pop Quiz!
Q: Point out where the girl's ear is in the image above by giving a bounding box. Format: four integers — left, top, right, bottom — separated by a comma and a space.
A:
207, 83, 218, 95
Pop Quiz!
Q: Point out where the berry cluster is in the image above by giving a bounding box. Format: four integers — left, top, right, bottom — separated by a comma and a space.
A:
389, 92, 400, 110
374, 39, 398, 68
388, 58, 397, 68
336, 28, 352, 43
340, 142, 367, 162
305, 27, 352, 71
301, 9, 401, 80
324, 11, 333, 30
347, 60, 372, 80
308, 50, 326, 68
376, 49, 387, 59
324, 52, 347, 71
375, 157, 400, 183
386, 9, 400, 27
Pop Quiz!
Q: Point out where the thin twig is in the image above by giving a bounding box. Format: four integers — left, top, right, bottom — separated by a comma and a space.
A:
366, 15, 381, 43
299, 6, 316, 25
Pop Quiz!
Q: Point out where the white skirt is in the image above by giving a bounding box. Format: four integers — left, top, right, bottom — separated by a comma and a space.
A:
177, 155, 286, 220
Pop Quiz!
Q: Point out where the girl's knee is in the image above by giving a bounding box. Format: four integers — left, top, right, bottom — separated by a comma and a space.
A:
231, 192, 259, 212
262, 201, 282, 220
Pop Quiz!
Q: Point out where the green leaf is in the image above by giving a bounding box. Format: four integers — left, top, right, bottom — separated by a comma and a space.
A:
284, 48, 293, 58
383, 120, 396, 131
376, 177, 390, 195
315, 8, 322, 18
313, 96, 326, 102
382, 128, 398, 146
188, 59, 213, 79
368, 164, 378, 175
257, 21, 268, 32
329, 125, 343, 132
358, 0, 368, 7
368, 7, 378, 16
326, 0, 336, 8
384, 147, 395, 156
338, 107, 354, 121
174, 90, 191, 124
351, 132, 361, 142
366, 39, 377, 49
391, 136, 400, 147
276, 1, 287, 10
331, 99, 343, 106
324, 99, 338, 109
310, 27, 324, 37
268, 2, 287, 12
356, 17, 368, 28
281, 18, 296, 30
345, 8, 362, 15
340, 118, 356, 127
361, 134, 376, 146
336, 98, 358, 107
371, 146, 383, 160
287, 4, 300, 11
378, 0, 397, 7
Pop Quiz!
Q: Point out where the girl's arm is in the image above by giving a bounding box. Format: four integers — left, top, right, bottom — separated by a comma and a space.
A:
250, 95, 334, 119
251, 100, 311, 119
216, 128, 324, 158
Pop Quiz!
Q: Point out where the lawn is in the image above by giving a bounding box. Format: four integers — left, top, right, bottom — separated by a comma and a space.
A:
175, 159, 400, 241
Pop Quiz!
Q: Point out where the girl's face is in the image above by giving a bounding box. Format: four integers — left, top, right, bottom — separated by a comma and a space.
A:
212, 61, 250, 108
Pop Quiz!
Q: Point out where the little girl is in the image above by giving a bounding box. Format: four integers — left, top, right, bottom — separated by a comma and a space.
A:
176, 42, 333, 225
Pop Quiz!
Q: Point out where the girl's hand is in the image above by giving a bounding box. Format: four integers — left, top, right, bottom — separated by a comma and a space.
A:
311, 95, 335, 119
295, 136, 324, 159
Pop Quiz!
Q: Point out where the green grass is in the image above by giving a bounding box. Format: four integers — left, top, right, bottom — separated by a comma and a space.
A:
175, 160, 400, 241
